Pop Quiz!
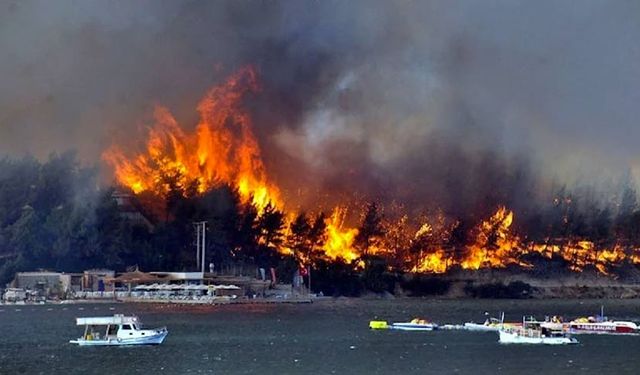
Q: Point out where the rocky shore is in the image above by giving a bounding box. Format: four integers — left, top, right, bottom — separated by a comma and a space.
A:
398, 270, 640, 299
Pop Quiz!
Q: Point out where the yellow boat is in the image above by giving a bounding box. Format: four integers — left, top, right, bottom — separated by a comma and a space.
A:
369, 321, 389, 330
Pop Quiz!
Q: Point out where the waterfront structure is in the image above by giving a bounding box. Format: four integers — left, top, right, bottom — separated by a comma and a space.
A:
12, 271, 77, 298
82, 269, 115, 292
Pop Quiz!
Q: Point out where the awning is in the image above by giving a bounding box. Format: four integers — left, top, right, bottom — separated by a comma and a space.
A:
106, 270, 165, 284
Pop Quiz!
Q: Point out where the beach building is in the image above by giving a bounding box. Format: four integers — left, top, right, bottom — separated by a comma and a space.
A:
82, 269, 115, 292
14, 271, 64, 292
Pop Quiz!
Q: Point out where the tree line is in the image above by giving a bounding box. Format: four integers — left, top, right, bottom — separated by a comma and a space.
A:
1, 153, 640, 290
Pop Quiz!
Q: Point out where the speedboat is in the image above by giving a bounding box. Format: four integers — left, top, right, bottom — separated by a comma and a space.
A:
568, 307, 638, 334
499, 318, 578, 345
369, 318, 438, 331
69, 314, 168, 346
569, 319, 637, 334
464, 313, 519, 332
464, 320, 501, 332
390, 318, 438, 331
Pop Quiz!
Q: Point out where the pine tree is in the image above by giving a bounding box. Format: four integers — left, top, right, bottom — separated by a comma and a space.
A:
355, 202, 384, 257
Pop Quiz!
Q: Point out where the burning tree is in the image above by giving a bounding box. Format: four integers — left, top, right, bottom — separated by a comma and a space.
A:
96, 67, 640, 281
354, 202, 385, 258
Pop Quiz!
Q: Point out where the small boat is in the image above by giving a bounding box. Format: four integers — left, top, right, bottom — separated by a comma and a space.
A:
69, 314, 168, 346
464, 320, 501, 332
391, 318, 438, 331
369, 318, 438, 331
464, 313, 510, 332
369, 320, 389, 330
568, 306, 638, 335
499, 317, 578, 345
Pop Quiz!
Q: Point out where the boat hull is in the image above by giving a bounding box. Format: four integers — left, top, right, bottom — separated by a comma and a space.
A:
464, 322, 522, 332
70, 329, 168, 346
498, 330, 578, 345
569, 322, 638, 334
463, 323, 499, 332
390, 323, 437, 331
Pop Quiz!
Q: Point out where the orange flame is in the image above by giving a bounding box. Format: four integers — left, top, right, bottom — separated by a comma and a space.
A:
410, 206, 640, 275
103, 68, 640, 275
527, 241, 629, 275
411, 224, 449, 273
461, 207, 528, 270
103, 66, 280, 212
322, 207, 359, 262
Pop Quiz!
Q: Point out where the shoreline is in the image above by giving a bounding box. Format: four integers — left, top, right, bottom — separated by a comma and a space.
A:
1, 285, 639, 308
4, 272, 640, 306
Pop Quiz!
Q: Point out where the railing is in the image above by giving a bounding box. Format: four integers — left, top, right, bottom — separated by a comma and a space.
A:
503, 327, 542, 338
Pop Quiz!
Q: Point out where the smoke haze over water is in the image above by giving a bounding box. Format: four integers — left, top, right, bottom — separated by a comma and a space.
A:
1, 0, 639, 215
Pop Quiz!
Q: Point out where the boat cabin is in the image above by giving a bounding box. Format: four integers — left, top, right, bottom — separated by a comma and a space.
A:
70, 314, 168, 346
78, 315, 149, 341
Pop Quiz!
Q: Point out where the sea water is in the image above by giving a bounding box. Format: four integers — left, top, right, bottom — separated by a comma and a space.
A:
1, 299, 639, 374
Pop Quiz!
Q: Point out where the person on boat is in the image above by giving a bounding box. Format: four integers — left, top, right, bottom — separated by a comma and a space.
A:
108, 325, 117, 338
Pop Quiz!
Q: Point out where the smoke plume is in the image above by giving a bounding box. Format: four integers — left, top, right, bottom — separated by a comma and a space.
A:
2, 0, 640, 220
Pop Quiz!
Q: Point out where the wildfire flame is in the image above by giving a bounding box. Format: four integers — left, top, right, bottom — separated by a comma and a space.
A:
322, 207, 359, 262
461, 207, 527, 270
103, 66, 280, 212
104, 67, 640, 275
409, 207, 640, 274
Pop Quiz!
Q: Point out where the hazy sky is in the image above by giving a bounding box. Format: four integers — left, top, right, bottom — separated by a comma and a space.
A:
1, 0, 639, 210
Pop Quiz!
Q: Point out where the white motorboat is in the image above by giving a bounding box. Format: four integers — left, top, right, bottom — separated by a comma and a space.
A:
464, 321, 500, 332
369, 318, 437, 331
498, 318, 578, 345
390, 318, 438, 331
464, 313, 505, 332
69, 314, 168, 346
464, 313, 520, 332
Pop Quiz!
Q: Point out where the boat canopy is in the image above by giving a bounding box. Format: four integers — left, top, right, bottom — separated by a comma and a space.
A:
75, 315, 139, 326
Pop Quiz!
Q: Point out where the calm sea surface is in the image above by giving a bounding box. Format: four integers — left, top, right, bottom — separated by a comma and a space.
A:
1, 299, 639, 374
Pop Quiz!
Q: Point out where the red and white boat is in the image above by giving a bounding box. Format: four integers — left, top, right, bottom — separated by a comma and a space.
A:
568, 307, 638, 334
569, 319, 637, 334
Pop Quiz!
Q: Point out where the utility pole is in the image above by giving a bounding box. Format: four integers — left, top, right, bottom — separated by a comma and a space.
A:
194, 221, 207, 273
195, 223, 201, 268
201, 221, 206, 274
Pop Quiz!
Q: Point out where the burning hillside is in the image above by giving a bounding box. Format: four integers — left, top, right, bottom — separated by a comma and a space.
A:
103, 66, 280, 212
104, 68, 640, 276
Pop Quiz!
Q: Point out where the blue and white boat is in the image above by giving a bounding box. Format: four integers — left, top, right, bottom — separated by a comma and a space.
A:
69, 314, 168, 346
390, 318, 438, 331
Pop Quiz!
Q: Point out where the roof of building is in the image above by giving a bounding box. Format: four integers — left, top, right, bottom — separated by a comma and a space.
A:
83, 269, 115, 275
16, 272, 62, 277
106, 270, 165, 284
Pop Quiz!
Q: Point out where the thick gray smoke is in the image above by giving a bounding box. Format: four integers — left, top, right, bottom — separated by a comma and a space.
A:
1, 0, 639, 218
